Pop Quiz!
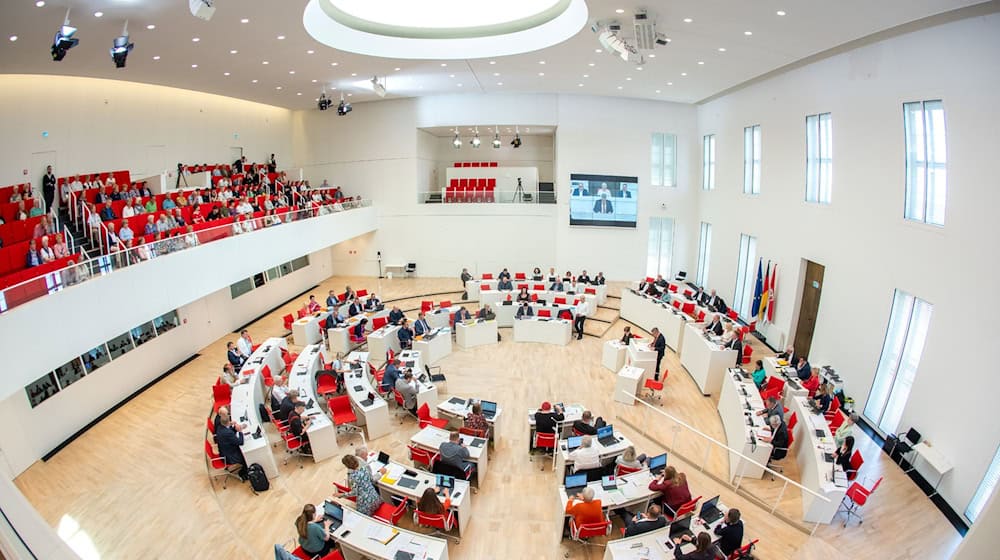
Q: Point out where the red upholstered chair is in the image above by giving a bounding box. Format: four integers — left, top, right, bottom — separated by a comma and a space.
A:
459, 426, 487, 439
681, 302, 695, 315
330, 395, 361, 436
537, 309, 551, 318
742, 345, 754, 364
531, 293, 538, 302
332, 481, 356, 502
462, 162, 471, 167
205, 440, 242, 488
530, 431, 557, 470
282, 432, 311, 467
697, 311, 706, 322
414, 509, 460, 543
517, 283, 528, 290
212, 383, 231, 412
585, 287, 596, 295
418, 403, 448, 429
481, 272, 493, 280
787, 412, 798, 432
839, 477, 882, 526
471, 162, 481, 167
824, 397, 842, 420
672, 300, 682, 310
356, 289, 368, 298
440, 300, 452, 308
514, 272, 526, 280
316, 371, 339, 398
668, 284, 679, 293
407, 444, 439, 470
533, 284, 545, 291
568, 516, 612, 550
283, 314, 295, 331
554, 296, 567, 305
683, 289, 693, 297
846, 450, 864, 481
453, 162, 461, 167
372, 316, 388, 330
421, 300, 434, 312
666, 496, 701, 521
727, 309, 739, 320
643, 378, 664, 404
290, 547, 312, 560
645, 277, 654, 283
449, 178, 459, 187
373, 496, 409, 526
761, 387, 782, 402
206, 416, 216, 436
297, 308, 308, 319
729, 540, 759, 560
489, 162, 498, 167
615, 463, 643, 477
558, 310, 573, 320
827, 410, 846, 431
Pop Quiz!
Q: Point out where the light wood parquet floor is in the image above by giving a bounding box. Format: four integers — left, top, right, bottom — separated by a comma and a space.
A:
14, 276, 962, 559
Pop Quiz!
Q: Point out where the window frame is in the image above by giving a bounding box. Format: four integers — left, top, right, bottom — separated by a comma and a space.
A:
702, 134, 716, 191
696, 222, 712, 287
743, 125, 761, 194
645, 217, 675, 278
651, 132, 678, 188
903, 100, 947, 226
805, 113, 833, 204
732, 234, 758, 317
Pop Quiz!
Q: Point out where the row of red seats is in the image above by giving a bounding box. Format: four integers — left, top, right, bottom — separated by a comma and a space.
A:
0, 215, 46, 248
0, 183, 32, 205
0, 252, 79, 293
445, 184, 495, 203
449, 178, 496, 189
210, 172, 278, 186
57, 170, 131, 189
0, 197, 38, 223
0, 229, 65, 278
105, 204, 290, 242
453, 162, 498, 167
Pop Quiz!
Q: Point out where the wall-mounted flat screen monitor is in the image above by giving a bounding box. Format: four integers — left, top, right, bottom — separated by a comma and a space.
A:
569, 173, 638, 228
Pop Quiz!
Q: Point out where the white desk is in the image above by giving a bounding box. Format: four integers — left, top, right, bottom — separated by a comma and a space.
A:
437, 396, 503, 437
679, 323, 738, 396
789, 396, 848, 524
620, 290, 689, 351
602, 340, 627, 372
494, 301, 577, 328
367, 324, 401, 363
287, 345, 339, 462
327, 309, 391, 357
332, 507, 449, 560
614, 365, 646, 405
909, 442, 953, 497
718, 368, 773, 481
513, 316, 573, 345
557, 469, 659, 540
426, 306, 461, 329
626, 340, 658, 379
342, 352, 392, 441
602, 507, 730, 559
410, 426, 489, 480
293, 311, 329, 346
455, 319, 498, 349
556, 430, 634, 475
527, 403, 586, 443
368, 456, 473, 537
229, 338, 286, 479
239, 336, 287, 377
398, 349, 423, 373
413, 328, 452, 365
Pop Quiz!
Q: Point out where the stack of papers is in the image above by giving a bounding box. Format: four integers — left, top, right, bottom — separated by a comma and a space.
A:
366, 523, 399, 545
380, 464, 406, 484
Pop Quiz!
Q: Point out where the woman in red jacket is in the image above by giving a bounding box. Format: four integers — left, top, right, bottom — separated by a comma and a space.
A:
648, 466, 692, 515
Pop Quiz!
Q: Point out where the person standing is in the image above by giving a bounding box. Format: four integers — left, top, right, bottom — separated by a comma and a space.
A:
42, 165, 56, 212
574, 297, 590, 340
460, 268, 472, 300
650, 327, 667, 381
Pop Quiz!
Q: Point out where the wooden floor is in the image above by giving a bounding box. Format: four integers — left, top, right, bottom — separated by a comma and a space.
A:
15, 276, 962, 559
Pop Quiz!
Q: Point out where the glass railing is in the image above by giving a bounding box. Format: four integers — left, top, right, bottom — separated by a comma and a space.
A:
0, 199, 371, 313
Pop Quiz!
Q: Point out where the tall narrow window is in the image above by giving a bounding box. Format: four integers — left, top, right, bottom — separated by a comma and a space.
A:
806, 113, 833, 203
904, 100, 947, 225
967, 444, 1000, 524
696, 222, 712, 287
702, 134, 716, 190
646, 217, 675, 278
732, 234, 757, 317
864, 290, 933, 434
651, 132, 677, 187
743, 125, 761, 194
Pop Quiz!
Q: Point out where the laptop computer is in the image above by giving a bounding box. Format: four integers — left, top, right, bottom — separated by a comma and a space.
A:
648, 453, 668, 475
369, 451, 390, 473
436, 474, 454, 494
668, 513, 695, 540
481, 400, 498, 419
322, 501, 345, 530
564, 473, 588, 495
565, 436, 583, 451
601, 475, 617, 491
699, 495, 724, 524
597, 425, 618, 447
448, 397, 467, 406
360, 392, 376, 407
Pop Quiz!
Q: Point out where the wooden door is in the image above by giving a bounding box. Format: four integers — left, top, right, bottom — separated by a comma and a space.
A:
793, 260, 825, 357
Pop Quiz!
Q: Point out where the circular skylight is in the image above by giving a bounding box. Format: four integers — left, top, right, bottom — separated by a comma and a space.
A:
304, 0, 588, 59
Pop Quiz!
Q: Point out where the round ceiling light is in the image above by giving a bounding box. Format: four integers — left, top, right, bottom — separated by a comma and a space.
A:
304, 0, 587, 59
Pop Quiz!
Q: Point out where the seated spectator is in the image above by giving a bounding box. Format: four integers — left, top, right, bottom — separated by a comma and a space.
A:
568, 435, 601, 473
16, 201, 28, 221
86, 204, 102, 233
122, 203, 135, 218
10, 185, 23, 203
144, 215, 157, 236
139, 183, 152, 197
176, 193, 189, 207
617, 504, 666, 537
162, 197, 176, 210
183, 225, 199, 248
173, 208, 186, 227
52, 233, 69, 259
119, 222, 135, 243
131, 197, 145, 215
192, 207, 205, 224
33, 215, 53, 239
94, 188, 109, 204
208, 206, 223, 220
25, 239, 41, 268
144, 197, 158, 213
157, 213, 173, 233
236, 197, 254, 215
38, 236, 56, 263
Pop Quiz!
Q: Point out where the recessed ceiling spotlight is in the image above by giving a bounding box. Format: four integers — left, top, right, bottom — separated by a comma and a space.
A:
680, 72, 687, 76
655, 89, 661, 93
297, 92, 302, 96
331, 62, 338, 66
289, 70, 295, 74
588, 62, 595, 67
252, 79, 258, 83
153, 55, 160, 60
683, 18, 693, 23
667, 81, 673, 85
347, 93, 352, 97
276, 86, 282, 90
489, 60, 496, 65
718, 47, 727, 52
697, 61, 704, 65
493, 72, 500, 76
192, 37, 200, 42
497, 82, 503, 85
636, 67, 643, 71
615, 9, 625, 14
35, 1, 45, 6
538, 60, 545, 64
277, 35, 285, 40
311, 79, 317, 83
617, 86, 623, 90
457, 83, 463, 87
230, 49, 238, 54
9, 35, 17, 42
440, 63, 447, 67
744, 31, 753, 36
224, 72, 231, 76
594, 48, 602, 53
94, 11, 103, 18
449, 74, 455, 78
538, 72, 544, 76
394, 67, 401, 71
648, 54, 656, 58
777, 10, 786, 16
146, 24, 155, 30
241, 18, 249, 23
307, 50, 314, 54
626, 77, 632, 81
578, 83, 583, 87
583, 74, 589, 78
351, 72, 357, 76
191, 64, 198, 68
262, 61, 269, 64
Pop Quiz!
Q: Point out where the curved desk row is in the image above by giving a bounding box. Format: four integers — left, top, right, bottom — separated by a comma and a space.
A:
718, 368, 773, 481
229, 337, 286, 479
513, 316, 573, 346
342, 351, 391, 440
288, 344, 340, 462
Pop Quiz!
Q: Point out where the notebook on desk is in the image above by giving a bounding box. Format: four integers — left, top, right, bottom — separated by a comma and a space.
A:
448, 397, 467, 406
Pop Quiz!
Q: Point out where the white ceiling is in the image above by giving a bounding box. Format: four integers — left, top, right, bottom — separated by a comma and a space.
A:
0, 0, 986, 110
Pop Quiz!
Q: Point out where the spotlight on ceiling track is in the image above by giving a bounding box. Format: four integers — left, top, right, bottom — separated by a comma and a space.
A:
452, 128, 461, 149
510, 127, 522, 149
337, 93, 352, 116
110, 21, 134, 69
189, 0, 216, 21
317, 90, 332, 111
470, 127, 481, 148
370, 76, 387, 98
492, 126, 501, 149
51, 9, 79, 62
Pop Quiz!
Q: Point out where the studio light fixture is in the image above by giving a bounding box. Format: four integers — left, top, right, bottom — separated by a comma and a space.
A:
511, 126, 522, 149
452, 128, 461, 149
470, 127, 481, 148
492, 126, 501, 149
317, 90, 332, 111
51, 9, 79, 62
189, 0, 216, 21
337, 93, 352, 115
370, 75, 387, 98
110, 21, 135, 69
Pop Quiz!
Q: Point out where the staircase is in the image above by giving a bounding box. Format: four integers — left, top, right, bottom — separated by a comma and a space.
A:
57, 207, 100, 259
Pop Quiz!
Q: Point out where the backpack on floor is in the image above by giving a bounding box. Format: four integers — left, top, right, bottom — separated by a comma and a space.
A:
258, 403, 270, 422
248, 463, 269, 493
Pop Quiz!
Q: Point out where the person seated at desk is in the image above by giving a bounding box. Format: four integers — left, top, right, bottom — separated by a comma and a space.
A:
794, 357, 812, 381
306, 295, 322, 314
348, 298, 364, 317
417, 486, 452, 520
531, 267, 543, 281
226, 341, 247, 369
351, 318, 368, 341
802, 369, 821, 397
388, 305, 405, 325
452, 306, 472, 327
395, 370, 419, 416
324, 309, 347, 329
705, 289, 728, 313
532, 402, 564, 448
563, 270, 574, 283
287, 402, 313, 454
813, 382, 834, 413
644, 282, 660, 297
497, 277, 513, 291
703, 314, 725, 336
380, 358, 401, 394
572, 410, 603, 435
834, 435, 855, 474
724, 331, 743, 367
761, 415, 789, 461
271, 376, 289, 409
413, 312, 432, 336
516, 301, 534, 319
547, 267, 558, 282
325, 290, 339, 308
237, 330, 254, 357
343, 285, 356, 302
777, 345, 796, 365
498, 268, 511, 281
439, 430, 475, 475
615, 445, 648, 470
620, 326, 633, 345
336, 454, 384, 516
465, 402, 490, 437
714, 509, 744, 557
654, 274, 668, 288
835, 413, 858, 447
516, 287, 531, 303
295, 504, 335, 558
577, 270, 591, 284
751, 359, 767, 389
549, 279, 565, 292
593, 272, 606, 285
220, 363, 245, 388
755, 396, 784, 423
568, 435, 602, 473
477, 304, 495, 320
565, 487, 603, 530
649, 466, 692, 516
617, 503, 666, 538
365, 293, 382, 311
672, 532, 723, 560
277, 389, 302, 422
214, 414, 248, 480
213, 405, 233, 434
398, 318, 414, 349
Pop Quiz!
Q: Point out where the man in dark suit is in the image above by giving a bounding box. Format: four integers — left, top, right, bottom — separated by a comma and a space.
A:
763, 415, 789, 461
452, 306, 471, 328
277, 389, 301, 422
618, 504, 666, 537
497, 277, 513, 291
572, 410, 599, 435
476, 305, 495, 320
616, 184, 633, 199
42, 165, 56, 212
577, 270, 591, 284
397, 318, 414, 349
571, 184, 589, 196
714, 509, 745, 557
795, 357, 812, 381
226, 341, 247, 369
593, 194, 614, 214
549, 280, 565, 291
348, 298, 364, 317
515, 302, 534, 319
413, 312, 432, 335
726, 335, 743, 367
703, 314, 725, 336
326, 290, 339, 308
706, 289, 728, 313
388, 306, 405, 325
498, 268, 511, 281
650, 327, 667, 381
460, 268, 472, 299
215, 415, 248, 479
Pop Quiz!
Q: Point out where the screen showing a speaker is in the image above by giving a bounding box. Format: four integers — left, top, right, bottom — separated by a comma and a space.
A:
569, 173, 638, 228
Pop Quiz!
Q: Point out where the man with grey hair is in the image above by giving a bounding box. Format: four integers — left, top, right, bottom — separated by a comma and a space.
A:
565, 486, 604, 532
395, 370, 419, 416
762, 415, 789, 461
569, 434, 602, 473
